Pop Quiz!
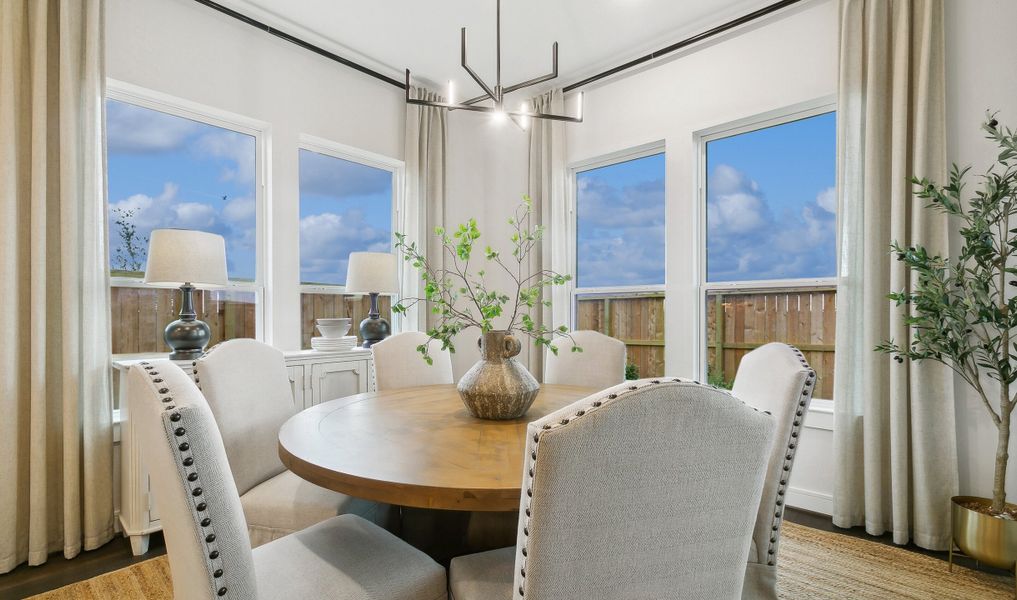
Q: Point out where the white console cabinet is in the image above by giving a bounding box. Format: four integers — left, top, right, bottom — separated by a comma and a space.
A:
113, 348, 374, 555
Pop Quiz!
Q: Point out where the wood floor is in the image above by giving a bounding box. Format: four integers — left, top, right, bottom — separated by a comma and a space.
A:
0, 534, 167, 600
0, 508, 1009, 599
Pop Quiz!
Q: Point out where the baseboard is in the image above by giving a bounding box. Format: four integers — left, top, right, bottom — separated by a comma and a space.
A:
786, 486, 832, 515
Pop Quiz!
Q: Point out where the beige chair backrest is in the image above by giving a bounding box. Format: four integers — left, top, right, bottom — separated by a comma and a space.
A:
372, 331, 454, 391
731, 343, 816, 573
514, 378, 775, 599
543, 330, 626, 390
194, 339, 296, 496
129, 361, 257, 600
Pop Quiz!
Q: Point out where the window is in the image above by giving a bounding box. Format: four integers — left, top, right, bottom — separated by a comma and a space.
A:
298, 141, 399, 348
572, 147, 666, 379
699, 105, 836, 400
105, 92, 263, 355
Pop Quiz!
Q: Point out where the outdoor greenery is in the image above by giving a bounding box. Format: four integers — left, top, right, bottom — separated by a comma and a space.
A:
876, 114, 1017, 514
625, 363, 640, 380
707, 367, 733, 390
112, 207, 148, 272
394, 196, 578, 364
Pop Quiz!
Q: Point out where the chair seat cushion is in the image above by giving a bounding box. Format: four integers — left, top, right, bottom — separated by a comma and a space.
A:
449, 546, 515, 600
241, 470, 389, 547
253, 514, 446, 600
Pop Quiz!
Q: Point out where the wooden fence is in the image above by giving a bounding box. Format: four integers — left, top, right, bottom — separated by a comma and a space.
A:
707, 286, 836, 399
300, 293, 392, 349
576, 293, 665, 379
110, 286, 256, 355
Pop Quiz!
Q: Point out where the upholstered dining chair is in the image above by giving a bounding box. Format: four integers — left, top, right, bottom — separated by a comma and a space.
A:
543, 330, 626, 390
372, 331, 454, 391
194, 339, 388, 547
129, 361, 446, 600
731, 343, 816, 600
448, 378, 776, 600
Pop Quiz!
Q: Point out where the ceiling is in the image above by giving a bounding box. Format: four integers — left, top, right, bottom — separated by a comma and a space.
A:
217, 0, 776, 99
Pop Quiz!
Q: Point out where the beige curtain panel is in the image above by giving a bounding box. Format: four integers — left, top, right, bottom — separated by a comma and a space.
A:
526, 89, 571, 380
0, 0, 115, 572
401, 87, 448, 332
832, 0, 957, 550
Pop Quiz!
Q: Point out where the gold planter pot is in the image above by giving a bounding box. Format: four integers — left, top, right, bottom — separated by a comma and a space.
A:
951, 496, 1017, 587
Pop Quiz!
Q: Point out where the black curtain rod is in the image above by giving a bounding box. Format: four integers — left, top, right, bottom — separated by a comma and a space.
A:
192, 0, 406, 89
193, 0, 803, 96
562, 0, 805, 93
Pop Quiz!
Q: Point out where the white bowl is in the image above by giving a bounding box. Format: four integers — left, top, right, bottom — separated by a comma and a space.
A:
316, 318, 352, 338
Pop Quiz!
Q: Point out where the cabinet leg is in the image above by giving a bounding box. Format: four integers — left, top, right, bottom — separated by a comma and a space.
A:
129, 534, 150, 556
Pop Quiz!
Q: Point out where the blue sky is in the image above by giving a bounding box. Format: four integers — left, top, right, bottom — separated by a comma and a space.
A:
106, 99, 394, 286
576, 153, 666, 288
298, 149, 393, 285
106, 99, 258, 280
706, 111, 837, 281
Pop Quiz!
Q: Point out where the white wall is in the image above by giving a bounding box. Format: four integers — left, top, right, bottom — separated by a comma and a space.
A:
106, 0, 406, 350
945, 0, 1017, 501
445, 113, 534, 377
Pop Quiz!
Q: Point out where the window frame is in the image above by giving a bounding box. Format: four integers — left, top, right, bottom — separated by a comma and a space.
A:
694, 96, 837, 404
105, 79, 271, 342
296, 134, 406, 328
567, 141, 667, 327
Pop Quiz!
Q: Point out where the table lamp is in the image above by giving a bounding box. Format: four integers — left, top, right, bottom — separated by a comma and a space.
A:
144, 229, 229, 360
345, 252, 398, 348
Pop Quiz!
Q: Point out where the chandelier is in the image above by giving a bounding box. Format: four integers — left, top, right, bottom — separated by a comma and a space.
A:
404, 0, 583, 126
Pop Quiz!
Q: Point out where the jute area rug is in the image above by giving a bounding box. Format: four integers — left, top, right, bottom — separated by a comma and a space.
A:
28, 522, 1013, 599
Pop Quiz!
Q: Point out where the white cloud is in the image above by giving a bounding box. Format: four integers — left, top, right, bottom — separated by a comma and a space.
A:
706, 164, 836, 281
108, 183, 258, 279
106, 101, 199, 154
576, 175, 666, 287
194, 130, 257, 185
299, 210, 391, 284
816, 186, 837, 213
174, 202, 218, 229
222, 196, 256, 225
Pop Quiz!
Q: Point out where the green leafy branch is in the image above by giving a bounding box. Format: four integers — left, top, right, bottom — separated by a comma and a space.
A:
393, 196, 579, 364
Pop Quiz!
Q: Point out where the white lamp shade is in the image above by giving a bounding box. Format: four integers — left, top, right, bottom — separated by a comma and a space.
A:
143, 229, 229, 287
345, 252, 398, 294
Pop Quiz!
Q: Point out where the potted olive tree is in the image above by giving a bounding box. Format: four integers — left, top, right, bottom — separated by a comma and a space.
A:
393, 196, 578, 420
877, 114, 1017, 569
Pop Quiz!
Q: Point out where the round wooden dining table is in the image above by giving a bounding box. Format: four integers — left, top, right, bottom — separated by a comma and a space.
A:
278, 383, 595, 512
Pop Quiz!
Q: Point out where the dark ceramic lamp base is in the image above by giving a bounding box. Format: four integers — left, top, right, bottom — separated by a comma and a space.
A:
359, 292, 392, 348
165, 284, 212, 360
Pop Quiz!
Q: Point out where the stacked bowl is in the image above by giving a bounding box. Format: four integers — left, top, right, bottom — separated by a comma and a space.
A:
311, 318, 358, 351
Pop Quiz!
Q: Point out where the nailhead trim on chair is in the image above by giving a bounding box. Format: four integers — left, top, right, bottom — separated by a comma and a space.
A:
515, 377, 761, 597
139, 361, 229, 598
762, 346, 815, 567
191, 342, 224, 391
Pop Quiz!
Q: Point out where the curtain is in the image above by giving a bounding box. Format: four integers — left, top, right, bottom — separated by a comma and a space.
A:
526, 89, 571, 380
401, 87, 447, 332
832, 0, 956, 550
0, 0, 115, 572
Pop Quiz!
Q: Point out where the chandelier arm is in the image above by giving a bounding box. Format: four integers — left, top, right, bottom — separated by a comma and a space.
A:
408, 96, 582, 123
460, 93, 493, 106
461, 27, 498, 102
502, 42, 558, 95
